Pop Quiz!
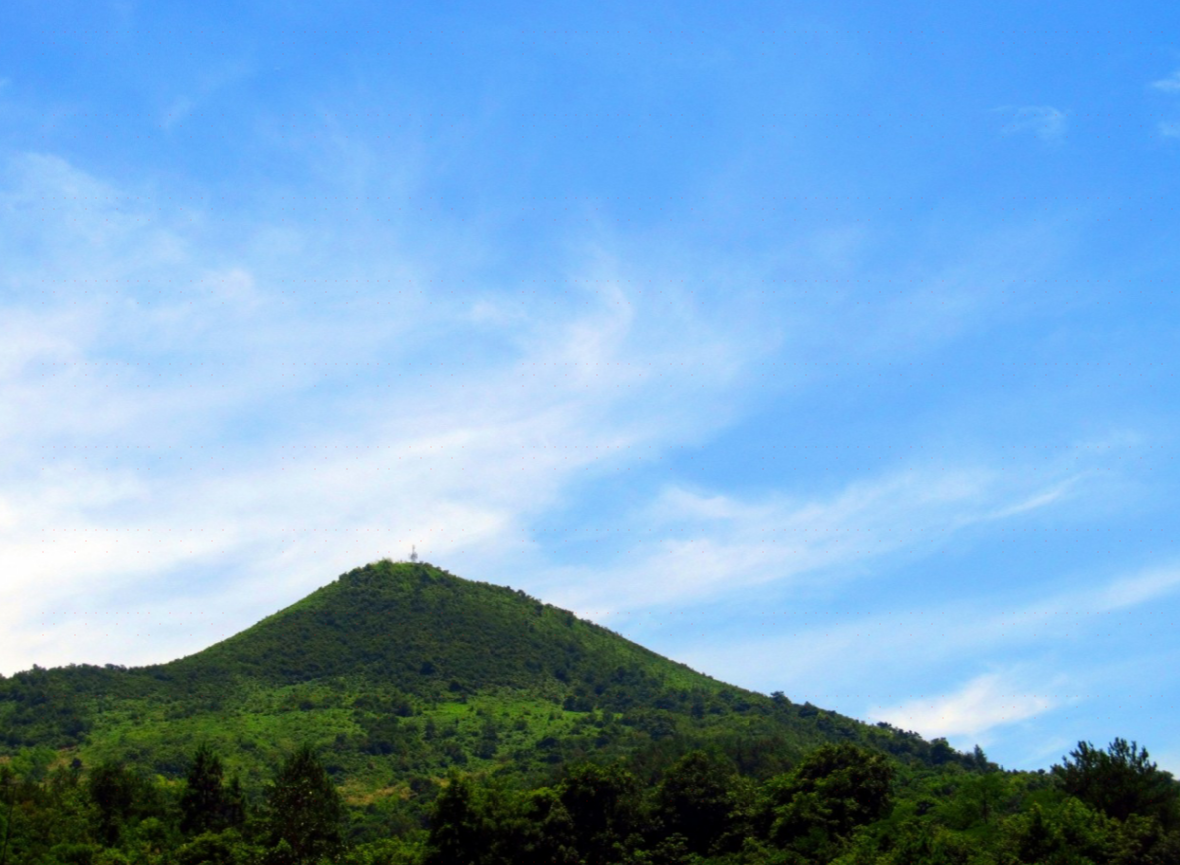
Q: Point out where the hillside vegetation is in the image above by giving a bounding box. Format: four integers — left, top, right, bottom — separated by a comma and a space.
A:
0, 561, 960, 792
5, 561, 1175, 864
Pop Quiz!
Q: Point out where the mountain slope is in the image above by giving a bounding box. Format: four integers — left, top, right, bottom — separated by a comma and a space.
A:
163, 560, 720, 699
0, 561, 956, 797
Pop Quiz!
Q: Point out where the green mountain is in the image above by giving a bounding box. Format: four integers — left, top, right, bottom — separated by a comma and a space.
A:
7, 561, 1180, 865
0, 560, 957, 799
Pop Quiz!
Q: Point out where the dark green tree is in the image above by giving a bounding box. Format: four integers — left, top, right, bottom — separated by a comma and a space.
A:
653, 750, 737, 856
425, 773, 487, 865
86, 761, 139, 847
264, 745, 344, 865
999, 798, 1115, 865
762, 742, 894, 856
180, 743, 226, 836
971, 744, 994, 772
223, 774, 247, 830
928, 737, 956, 765
558, 762, 640, 865
0, 767, 15, 865
942, 770, 1011, 829
1054, 738, 1180, 828
424, 773, 545, 865
521, 787, 578, 865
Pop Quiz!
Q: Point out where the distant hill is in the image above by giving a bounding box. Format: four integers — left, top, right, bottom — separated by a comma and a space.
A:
0, 561, 966, 797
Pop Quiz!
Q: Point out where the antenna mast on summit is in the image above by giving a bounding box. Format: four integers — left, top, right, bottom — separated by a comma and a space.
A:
409, 545, 418, 563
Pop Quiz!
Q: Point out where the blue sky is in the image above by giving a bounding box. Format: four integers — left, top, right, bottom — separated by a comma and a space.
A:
3, 0, 1180, 774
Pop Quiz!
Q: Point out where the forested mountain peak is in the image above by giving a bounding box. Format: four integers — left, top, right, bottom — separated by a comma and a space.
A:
157, 559, 722, 699
1, 560, 974, 800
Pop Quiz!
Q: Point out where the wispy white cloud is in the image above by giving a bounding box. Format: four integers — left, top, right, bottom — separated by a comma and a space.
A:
661, 552, 1180, 729
1148, 74, 1180, 139
1151, 71, 1180, 93
985, 483, 1071, 519
996, 105, 1068, 143
869, 670, 1062, 741
0, 144, 1143, 683
1083, 563, 1180, 611
0, 151, 770, 673
159, 59, 253, 131
547, 452, 1090, 620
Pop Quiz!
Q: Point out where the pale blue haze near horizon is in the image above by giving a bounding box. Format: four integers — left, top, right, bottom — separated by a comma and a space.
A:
3, 0, 1180, 775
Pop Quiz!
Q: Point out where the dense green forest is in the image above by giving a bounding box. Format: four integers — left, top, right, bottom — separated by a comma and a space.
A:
3, 736, 1178, 864
2, 561, 1177, 864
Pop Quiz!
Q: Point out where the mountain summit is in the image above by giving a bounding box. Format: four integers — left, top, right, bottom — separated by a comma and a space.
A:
165, 560, 721, 701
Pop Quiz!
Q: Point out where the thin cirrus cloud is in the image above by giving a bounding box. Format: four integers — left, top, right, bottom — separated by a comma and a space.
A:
1151, 70, 1180, 93
869, 670, 1062, 741
655, 553, 1180, 759
996, 105, 1068, 142
679, 553, 1180, 688
544, 451, 1090, 622
0, 147, 1125, 679
1150, 71, 1180, 139
0, 150, 776, 674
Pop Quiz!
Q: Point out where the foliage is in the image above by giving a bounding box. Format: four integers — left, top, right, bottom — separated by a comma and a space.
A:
1, 734, 1180, 865
4, 561, 1177, 864
179, 742, 240, 836
1053, 738, 1180, 828
762, 742, 894, 853
86, 762, 156, 847
559, 761, 641, 865
263, 745, 344, 865
653, 750, 739, 856
1, 561, 974, 806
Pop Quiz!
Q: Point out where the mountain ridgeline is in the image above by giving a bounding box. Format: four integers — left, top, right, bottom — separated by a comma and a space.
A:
1, 561, 960, 788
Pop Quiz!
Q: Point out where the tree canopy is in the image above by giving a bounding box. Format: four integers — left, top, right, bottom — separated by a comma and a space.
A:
1053, 738, 1180, 828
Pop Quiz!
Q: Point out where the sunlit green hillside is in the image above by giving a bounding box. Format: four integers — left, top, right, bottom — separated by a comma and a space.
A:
0, 561, 957, 798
